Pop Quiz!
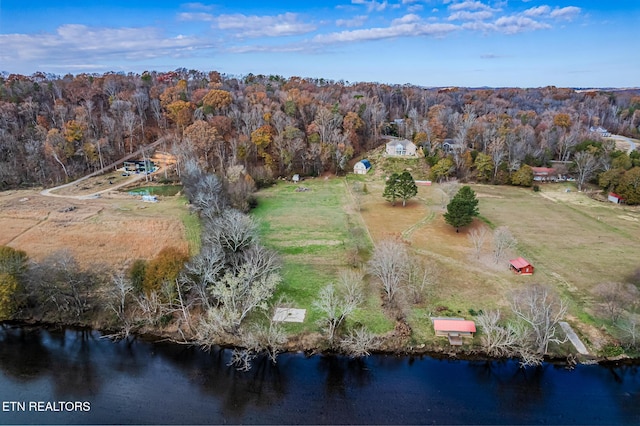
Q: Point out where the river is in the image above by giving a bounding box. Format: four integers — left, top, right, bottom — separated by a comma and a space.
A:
0, 325, 638, 425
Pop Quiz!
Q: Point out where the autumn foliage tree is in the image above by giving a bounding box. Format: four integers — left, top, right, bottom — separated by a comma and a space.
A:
202, 89, 233, 114
0, 246, 28, 320
142, 247, 189, 298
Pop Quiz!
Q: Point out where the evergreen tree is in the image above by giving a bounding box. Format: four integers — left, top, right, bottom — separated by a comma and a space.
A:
383, 173, 400, 206
444, 186, 479, 232
383, 171, 418, 207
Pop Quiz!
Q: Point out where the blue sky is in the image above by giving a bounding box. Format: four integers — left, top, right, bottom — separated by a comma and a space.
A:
0, 0, 638, 87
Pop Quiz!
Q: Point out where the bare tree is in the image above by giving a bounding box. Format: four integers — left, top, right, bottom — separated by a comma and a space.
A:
493, 226, 517, 264
180, 244, 225, 308
181, 160, 228, 220
367, 239, 409, 304
314, 283, 359, 343
573, 150, 600, 191
206, 209, 258, 268
476, 310, 520, 357
592, 282, 639, 323
510, 284, 567, 355
439, 180, 460, 208
339, 326, 378, 358
205, 250, 281, 335
468, 226, 489, 259
406, 256, 437, 304
617, 312, 640, 350
336, 269, 365, 306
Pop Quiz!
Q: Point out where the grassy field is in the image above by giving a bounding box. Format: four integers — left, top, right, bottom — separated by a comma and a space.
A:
252, 177, 391, 336
253, 169, 640, 353
0, 188, 190, 268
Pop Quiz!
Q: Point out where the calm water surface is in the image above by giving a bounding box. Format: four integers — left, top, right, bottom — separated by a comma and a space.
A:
0, 325, 638, 424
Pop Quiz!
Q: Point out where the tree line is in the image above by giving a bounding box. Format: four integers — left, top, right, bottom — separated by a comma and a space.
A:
1, 70, 639, 201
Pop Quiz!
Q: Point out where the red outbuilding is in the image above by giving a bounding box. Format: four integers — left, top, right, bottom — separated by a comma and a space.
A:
433, 319, 476, 345
509, 257, 534, 275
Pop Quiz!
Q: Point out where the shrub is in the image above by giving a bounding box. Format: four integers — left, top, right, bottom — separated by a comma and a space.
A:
128, 259, 147, 294
142, 247, 189, 297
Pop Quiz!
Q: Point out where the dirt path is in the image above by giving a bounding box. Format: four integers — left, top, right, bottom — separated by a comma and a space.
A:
40, 138, 168, 200
41, 168, 161, 200
607, 134, 639, 154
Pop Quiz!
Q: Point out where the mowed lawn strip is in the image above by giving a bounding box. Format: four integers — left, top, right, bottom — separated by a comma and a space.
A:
253, 178, 392, 334
474, 184, 640, 294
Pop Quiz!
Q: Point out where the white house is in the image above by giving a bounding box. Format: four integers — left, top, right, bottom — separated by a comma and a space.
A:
385, 139, 417, 157
590, 126, 611, 137
353, 159, 371, 175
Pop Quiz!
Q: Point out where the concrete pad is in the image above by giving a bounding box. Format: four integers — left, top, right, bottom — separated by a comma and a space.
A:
273, 308, 306, 323
560, 321, 589, 355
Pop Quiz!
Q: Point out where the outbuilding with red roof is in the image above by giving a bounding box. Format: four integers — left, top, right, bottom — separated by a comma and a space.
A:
432, 318, 476, 346
509, 257, 534, 275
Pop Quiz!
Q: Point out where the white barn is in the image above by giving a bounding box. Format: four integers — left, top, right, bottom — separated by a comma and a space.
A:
354, 159, 371, 175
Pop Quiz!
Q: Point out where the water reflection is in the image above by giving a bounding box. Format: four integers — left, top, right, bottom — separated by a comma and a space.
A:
0, 325, 52, 381
0, 324, 639, 425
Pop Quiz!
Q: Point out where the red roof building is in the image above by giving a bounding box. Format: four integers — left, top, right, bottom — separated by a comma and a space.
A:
531, 167, 558, 182
509, 257, 534, 275
433, 319, 476, 345
608, 192, 624, 204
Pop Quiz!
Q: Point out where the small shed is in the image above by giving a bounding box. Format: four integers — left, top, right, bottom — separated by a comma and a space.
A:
509, 257, 534, 275
433, 319, 476, 346
608, 192, 624, 204
354, 159, 371, 175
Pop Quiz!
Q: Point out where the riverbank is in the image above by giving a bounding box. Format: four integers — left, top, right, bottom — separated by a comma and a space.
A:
5, 319, 635, 368
3, 324, 639, 425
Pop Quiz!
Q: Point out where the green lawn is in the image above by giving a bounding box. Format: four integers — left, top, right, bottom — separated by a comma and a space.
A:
251, 174, 640, 353
252, 178, 387, 335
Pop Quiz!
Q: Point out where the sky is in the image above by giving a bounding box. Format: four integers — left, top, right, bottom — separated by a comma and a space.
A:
0, 0, 638, 88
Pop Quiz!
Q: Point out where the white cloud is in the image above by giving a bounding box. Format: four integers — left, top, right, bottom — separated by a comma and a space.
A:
550, 6, 581, 20
313, 21, 458, 43
523, 5, 550, 17
215, 13, 316, 38
392, 14, 422, 25
351, 0, 389, 13
177, 12, 215, 21
449, 1, 495, 12
0, 24, 209, 67
182, 3, 214, 11
336, 15, 368, 28
448, 10, 494, 21
492, 15, 551, 34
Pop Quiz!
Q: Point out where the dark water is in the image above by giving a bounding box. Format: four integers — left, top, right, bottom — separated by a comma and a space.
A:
0, 326, 639, 425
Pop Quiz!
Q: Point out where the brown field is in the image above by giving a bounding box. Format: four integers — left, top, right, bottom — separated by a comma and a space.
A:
351, 174, 640, 348
0, 187, 189, 269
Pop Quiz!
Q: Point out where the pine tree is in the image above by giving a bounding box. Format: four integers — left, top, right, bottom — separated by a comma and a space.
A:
444, 186, 479, 232
383, 173, 400, 206
383, 171, 418, 207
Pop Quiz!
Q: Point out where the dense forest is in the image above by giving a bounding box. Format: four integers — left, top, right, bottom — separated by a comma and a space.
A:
1, 69, 640, 201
